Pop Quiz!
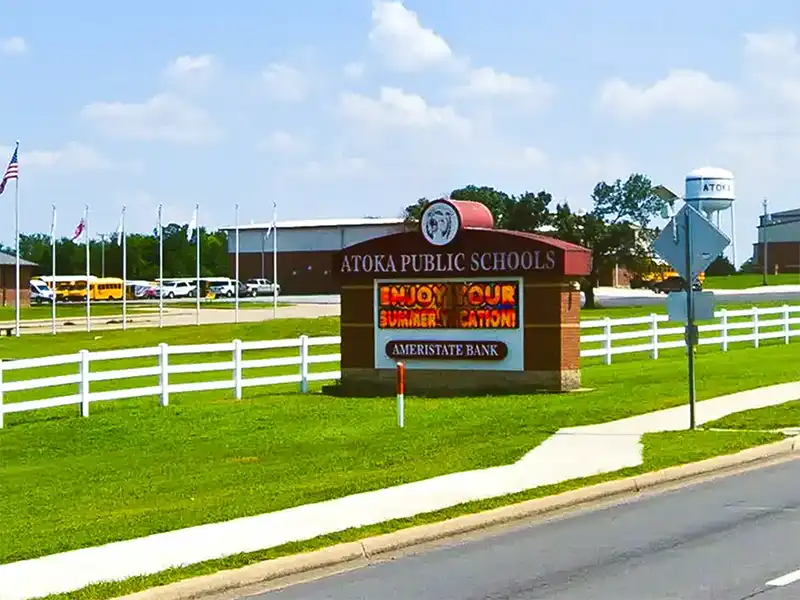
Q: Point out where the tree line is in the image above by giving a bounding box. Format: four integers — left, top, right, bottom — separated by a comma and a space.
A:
1, 222, 230, 281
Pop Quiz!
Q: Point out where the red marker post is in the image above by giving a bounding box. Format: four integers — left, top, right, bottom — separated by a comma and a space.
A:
396, 361, 405, 428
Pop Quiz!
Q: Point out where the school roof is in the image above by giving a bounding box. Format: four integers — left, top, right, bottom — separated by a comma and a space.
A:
0, 251, 37, 267
219, 217, 406, 231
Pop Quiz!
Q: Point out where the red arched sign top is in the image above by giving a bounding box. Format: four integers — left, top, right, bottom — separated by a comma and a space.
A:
449, 200, 495, 229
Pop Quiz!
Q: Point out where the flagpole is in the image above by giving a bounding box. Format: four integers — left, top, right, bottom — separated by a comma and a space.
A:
234, 203, 240, 324
13, 140, 20, 337
121, 206, 127, 330
272, 200, 278, 319
195, 202, 200, 326
158, 204, 163, 328
85, 203, 91, 332
51, 204, 56, 336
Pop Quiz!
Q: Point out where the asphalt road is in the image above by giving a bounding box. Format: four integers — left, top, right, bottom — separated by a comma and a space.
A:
247, 457, 800, 600
249, 287, 800, 307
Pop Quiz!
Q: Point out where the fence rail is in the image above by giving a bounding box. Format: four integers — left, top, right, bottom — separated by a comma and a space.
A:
0, 335, 341, 428
1, 305, 799, 427
581, 304, 800, 364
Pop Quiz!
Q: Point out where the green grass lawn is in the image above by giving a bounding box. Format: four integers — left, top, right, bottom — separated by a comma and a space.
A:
705, 273, 800, 289
0, 303, 139, 322
704, 400, 800, 430
2, 337, 800, 571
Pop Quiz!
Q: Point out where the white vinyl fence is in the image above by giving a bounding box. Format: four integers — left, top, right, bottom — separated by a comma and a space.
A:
581, 304, 800, 365
1, 305, 799, 427
0, 335, 340, 428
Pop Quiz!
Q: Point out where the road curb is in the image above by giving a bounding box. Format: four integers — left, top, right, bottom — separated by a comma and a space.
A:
115, 436, 800, 600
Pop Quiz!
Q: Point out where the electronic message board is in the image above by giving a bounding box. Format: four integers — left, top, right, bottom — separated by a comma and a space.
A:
377, 281, 519, 330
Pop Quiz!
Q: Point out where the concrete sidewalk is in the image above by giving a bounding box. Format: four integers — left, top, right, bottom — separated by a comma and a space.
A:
2, 381, 800, 600
0, 304, 341, 335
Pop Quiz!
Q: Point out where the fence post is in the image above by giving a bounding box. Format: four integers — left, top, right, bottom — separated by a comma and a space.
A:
299, 335, 309, 393
79, 349, 90, 418
753, 307, 760, 348
233, 339, 243, 400
603, 318, 612, 365
721, 309, 729, 352
650, 313, 659, 360
159, 342, 169, 407
0, 359, 4, 429
783, 304, 791, 345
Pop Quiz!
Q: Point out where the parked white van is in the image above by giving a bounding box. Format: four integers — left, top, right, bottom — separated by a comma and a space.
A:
30, 279, 54, 304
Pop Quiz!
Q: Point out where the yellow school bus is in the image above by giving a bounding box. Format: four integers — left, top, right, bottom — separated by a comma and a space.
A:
91, 277, 124, 300
55, 277, 124, 301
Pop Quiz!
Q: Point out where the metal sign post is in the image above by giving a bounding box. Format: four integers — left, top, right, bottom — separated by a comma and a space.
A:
683, 207, 697, 429
653, 186, 730, 431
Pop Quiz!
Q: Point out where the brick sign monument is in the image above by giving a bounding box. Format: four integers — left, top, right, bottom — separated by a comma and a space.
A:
328, 198, 592, 395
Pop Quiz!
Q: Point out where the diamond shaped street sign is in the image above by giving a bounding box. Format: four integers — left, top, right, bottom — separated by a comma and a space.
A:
653, 203, 731, 282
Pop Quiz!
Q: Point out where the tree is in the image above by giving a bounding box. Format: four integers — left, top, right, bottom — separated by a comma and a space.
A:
705, 255, 736, 276
5, 224, 231, 281
551, 173, 667, 309
738, 257, 760, 274
402, 185, 553, 232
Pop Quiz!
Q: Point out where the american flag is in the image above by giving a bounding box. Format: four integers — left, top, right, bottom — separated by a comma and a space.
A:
0, 145, 18, 196
72, 218, 85, 242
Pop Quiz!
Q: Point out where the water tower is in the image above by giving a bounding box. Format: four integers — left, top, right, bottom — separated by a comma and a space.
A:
684, 166, 737, 267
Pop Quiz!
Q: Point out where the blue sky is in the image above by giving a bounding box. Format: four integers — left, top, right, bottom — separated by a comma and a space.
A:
1, 0, 799, 265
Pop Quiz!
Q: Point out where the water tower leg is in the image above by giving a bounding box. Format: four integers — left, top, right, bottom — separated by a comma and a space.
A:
730, 204, 737, 268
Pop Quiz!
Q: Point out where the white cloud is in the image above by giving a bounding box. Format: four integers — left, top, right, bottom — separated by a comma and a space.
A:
258, 131, 308, 153
742, 31, 800, 111
558, 153, 631, 182
715, 30, 800, 171
80, 93, 219, 143
343, 62, 365, 79
0, 142, 115, 171
598, 69, 739, 120
164, 54, 217, 80
295, 156, 368, 180
519, 146, 548, 169
454, 67, 556, 106
466, 144, 549, 172
368, 0, 453, 71
744, 31, 800, 68
340, 87, 471, 136
262, 63, 308, 103
0, 36, 27, 55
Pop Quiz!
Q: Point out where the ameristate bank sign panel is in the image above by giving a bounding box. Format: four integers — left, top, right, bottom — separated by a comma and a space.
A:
373, 278, 524, 371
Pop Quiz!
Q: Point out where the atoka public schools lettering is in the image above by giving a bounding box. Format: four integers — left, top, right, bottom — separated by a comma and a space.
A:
340, 250, 556, 275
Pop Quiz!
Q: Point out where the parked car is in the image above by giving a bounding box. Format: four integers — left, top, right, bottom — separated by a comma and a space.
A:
208, 280, 254, 298
136, 284, 158, 299
245, 278, 281, 296
159, 280, 196, 298
29, 280, 54, 304
651, 276, 702, 294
